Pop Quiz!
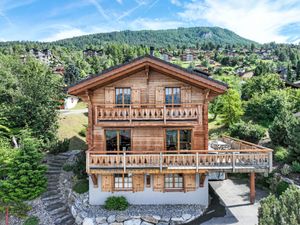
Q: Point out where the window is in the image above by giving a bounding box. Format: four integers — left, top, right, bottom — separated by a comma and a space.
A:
164, 174, 183, 190
166, 129, 191, 150
105, 130, 131, 151
115, 88, 131, 107
114, 174, 132, 190
165, 87, 181, 106
146, 175, 151, 188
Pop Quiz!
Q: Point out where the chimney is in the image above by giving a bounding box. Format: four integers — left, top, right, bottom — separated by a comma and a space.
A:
150, 46, 154, 56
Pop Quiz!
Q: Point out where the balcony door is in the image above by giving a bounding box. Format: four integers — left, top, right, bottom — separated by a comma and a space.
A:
165, 87, 181, 107
105, 129, 131, 152
166, 129, 191, 151
115, 88, 131, 107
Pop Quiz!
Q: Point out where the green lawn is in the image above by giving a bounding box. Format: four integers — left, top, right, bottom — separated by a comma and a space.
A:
57, 113, 88, 150
72, 101, 87, 110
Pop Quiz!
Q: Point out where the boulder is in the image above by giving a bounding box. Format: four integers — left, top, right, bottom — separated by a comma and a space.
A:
160, 217, 170, 222
107, 215, 116, 223
181, 214, 192, 221
116, 215, 129, 222
153, 216, 161, 221
141, 222, 153, 225
141, 216, 159, 224
157, 222, 169, 225
71, 205, 77, 217
170, 217, 184, 225
124, 218, 142, 225
75, 215, 83, 225
110, 223, 123, 225
96, 217, 107, 224
83, 218, 95, 225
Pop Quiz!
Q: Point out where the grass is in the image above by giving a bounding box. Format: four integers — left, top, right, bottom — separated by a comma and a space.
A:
57, 113, 88, 150
208, 115, 228, 138
23, 216, 39, 225
72, 101, 87, 110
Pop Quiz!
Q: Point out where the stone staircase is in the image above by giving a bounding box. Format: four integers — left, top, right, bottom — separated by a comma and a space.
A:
42, 152, 75, 225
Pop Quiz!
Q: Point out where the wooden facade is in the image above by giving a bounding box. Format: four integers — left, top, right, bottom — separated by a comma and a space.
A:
68, 56, 272, 200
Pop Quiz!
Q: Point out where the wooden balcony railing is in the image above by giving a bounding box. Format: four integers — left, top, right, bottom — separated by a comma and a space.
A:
95, 103, 202, 123
87, 148, 272, 174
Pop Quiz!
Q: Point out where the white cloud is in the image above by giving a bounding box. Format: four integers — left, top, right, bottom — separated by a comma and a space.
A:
129, 18, 184, 30
178, 0, 300, 43
170, 0, 181, 7
87, 0, 110, 21
42, 28, 88, 42
116, 0, 123, 4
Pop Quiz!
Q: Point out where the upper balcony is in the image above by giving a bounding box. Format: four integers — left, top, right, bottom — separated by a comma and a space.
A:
87, 136, 273, 174
95, 103, 203, 124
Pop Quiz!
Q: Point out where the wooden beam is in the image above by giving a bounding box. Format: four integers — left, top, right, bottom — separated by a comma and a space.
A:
199, 173, 206, 187
91, 174, 98, 188
250, 172, 255, 204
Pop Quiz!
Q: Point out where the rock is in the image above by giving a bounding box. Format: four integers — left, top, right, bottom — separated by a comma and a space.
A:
71, 205, 77, 217
160, 217, 170, 222
124, 219, 142, 225
116, 215, 129, 222
99, 223, 108, 225
181, 214, 192, 221
96, 217, 107, 224
185, 216, 195, 223
107, 215, 116, 223
142, 216, 159, 224
170, 217, 184, 225
83, 217, 95, 225
141, 222, 153, 225
110, 223, 123, 225
153, 215, 161, 221
157, 222, 169, 225
75, 215, 83, 225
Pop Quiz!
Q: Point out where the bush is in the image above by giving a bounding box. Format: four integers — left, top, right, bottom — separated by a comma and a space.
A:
79, 128, 86, 137
72, 151, 87, 179
291, 161, 300, 173
229, 120, 266, 143
274, 147, 289, 162
62, 163, 74, 172
24, 216, 39, 225
276, 181, 289, 196
50, 138, 70, 154
104, 196, 129, 211
72, 179, 89, 194
280, 164, 291, 176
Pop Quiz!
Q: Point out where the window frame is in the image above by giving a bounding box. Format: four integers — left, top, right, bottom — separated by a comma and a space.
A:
165, 128, 192, 151
104, 128, 132, 152
164, 174, 184, 191
115, 87, 131, 107
114, 173, 133, 191
165, 87, 181, 107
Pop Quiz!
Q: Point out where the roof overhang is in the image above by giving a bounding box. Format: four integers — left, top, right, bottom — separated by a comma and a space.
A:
68, 55, 228, 96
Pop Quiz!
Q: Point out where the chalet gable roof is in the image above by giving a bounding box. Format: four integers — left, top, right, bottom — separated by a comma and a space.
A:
68, 55, 228, 95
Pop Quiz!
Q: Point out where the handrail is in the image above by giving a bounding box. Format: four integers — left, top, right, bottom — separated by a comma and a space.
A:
95, 103, 203, 107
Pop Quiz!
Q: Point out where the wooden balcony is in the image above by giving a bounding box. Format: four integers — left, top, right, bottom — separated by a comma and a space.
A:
95, 103, 203, 124
87, 137, 273, 174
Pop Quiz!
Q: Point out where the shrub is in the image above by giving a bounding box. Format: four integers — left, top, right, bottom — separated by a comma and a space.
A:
62, 163, 74, 172
276, 181, 289, 196
229, 120, 266, 143
280, 164, 291, 176
24, 216, 39, 225
104, 196, 129, 211
79, 128, 86, 137
274, 147, 289, 162
291, 161, 300, 173
50, 138, 70, 154
72, 151, 87, 179
72, 179, 89, 194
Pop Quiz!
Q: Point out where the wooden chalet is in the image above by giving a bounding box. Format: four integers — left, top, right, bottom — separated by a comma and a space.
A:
68, 55, 272, 205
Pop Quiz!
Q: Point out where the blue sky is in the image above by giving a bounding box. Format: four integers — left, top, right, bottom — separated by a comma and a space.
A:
1, 0, 300, 43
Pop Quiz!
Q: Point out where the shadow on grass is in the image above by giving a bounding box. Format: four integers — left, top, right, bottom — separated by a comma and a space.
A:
69, 135, 87, 151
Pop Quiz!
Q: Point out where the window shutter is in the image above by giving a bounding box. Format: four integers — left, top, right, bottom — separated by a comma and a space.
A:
105, 87, 114, 108
181, 86, 192, 105
184, 174, 196, 192
131, 88, 140, 108
133, 174, 144, 192
155, 87, 164, 107
153, 174, 164, 192
101, 175, 113, 192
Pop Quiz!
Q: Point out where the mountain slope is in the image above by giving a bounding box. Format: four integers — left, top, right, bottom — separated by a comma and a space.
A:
53, 26, 256, 48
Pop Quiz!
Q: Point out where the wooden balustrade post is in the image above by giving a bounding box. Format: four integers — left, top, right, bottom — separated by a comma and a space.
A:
160, 152, 163, 172
163, 105, 166, 124
232, 153, 235, 172
269, 152, 273, 173
250, 172, 255, 204
86, 151, 90, 174
123, 152, 126, 173
129, 105, 132, 124
196, 152, 199, 172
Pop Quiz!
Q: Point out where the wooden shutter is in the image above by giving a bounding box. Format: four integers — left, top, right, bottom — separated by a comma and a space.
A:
153, 175, 164, 192
102, 175, 113, 192
133, 174, 144, 192
184, 174, 196, 192
131, 88, 140, 108
181, 86, 192, 105
155, 87, 164, 107
105, 87, 114, 108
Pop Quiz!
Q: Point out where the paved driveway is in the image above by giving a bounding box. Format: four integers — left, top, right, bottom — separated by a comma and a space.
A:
201, 179, 269, 225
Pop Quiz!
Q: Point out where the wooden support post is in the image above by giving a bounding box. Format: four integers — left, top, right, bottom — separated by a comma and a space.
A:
91, 174, 98, 188
199, 173, 206, 187
250, 172, 255, 204
123, 152, 126, 173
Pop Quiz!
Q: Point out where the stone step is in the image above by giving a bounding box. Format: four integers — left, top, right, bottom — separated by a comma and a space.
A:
46, 202, 65, 211
47, 169, 62, 173
47, 164, 63, 168
54, 214, 74, 225
43, 197, 63, 206
47, 185, 59, 191
42, 190, 60, 198
42, 194, 62, 202
46, 171, 61, 175
50, 207, 69, 217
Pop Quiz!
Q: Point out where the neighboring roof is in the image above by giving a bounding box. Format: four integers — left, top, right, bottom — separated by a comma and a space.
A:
68, 55, 228, 95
